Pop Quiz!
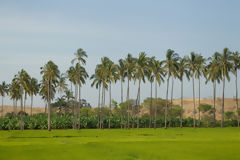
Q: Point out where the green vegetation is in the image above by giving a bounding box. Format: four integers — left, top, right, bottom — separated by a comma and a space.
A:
1, 48, 240, 130
0, 128, 240, 160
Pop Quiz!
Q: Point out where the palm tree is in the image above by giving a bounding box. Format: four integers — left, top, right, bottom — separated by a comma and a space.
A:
118, 59, 126, 103
187, 52, 198, 128
162, 49, 179, 129
74, 63, 89, 129
40, 61, 60, 131
57, 73, 67, 97
29, 77, 39, 115
105, 59, 119, 128
13, 69, 30, 130
205, 53, 222, 127
217, 48, 233, 128
71, 48, 88, 65
0, 81, 9, 117
195, 54, 206, 127
218, 48, 233, 128
125, 54, 135, 129
90, 71, 102, 128
178, 57, 189, 127
232, 51, 240, 127
151, 58, 165, 128
9, 79, 21, 114
134, 52, 148, 129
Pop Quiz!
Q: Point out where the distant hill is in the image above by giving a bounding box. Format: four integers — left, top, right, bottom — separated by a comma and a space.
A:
173, 98, 239, 120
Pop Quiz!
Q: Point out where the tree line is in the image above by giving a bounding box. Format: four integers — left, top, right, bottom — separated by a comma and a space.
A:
0, 48, 239, 131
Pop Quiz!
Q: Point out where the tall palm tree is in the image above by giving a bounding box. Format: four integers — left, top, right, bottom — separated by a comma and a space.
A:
9, 79, 21, 114
125, 54, 135, 129
74, 63, 89, 129
162, 49, 179, 129
57, 73, 67, 97
13, 69, 30, 130
195, 54, 206, 127
40, 61, 60, 131
178, 57, 189, 127
218, 48, 233, 128
118, 59, 126, 103
146, 57, 165, 128
134, 52, 148, 129
71, 48, 88, 65
0, 81, 9, 117
106, 59, 119, 128
151, 58, 165, 128
232, 51, 240, 127
90, 71, 102, 128
187, 52, 198, 128
205, 53, 222, 127
29, 77, 39, 115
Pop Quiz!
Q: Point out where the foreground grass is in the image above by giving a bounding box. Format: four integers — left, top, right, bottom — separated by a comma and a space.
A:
0, 128, 240, 160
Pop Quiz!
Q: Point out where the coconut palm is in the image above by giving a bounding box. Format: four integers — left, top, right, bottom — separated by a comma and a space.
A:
118, 59, 126, 103
13, 69, 30, 130
218, 48, 233, 128
57, 73, 67, 97
90, 71, 102, 128
40, 61, 60, 131
178, 57, 189, 127
232, 51, 240, 127
105, 59, 119, 128
74, 63, 89, 129
125, 54, 135, 129
133, 52, 148, 129
0, 81, 9, 117
195, 54, 206, 127
29, 77, 39, 115
162, 49, 179, 129
9, 79, 21, 114
186, 52, 198, 128
205, 53, 222, 127
71, 48, 88, 65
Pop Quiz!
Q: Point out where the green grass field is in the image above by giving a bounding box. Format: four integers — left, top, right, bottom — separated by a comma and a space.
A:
0, 128, 240, 160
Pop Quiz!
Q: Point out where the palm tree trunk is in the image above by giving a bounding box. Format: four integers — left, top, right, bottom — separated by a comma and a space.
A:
169, 76, 174, 127
192, 77, 196, 128
221, 76, 225, 128
213, 81, 216, 127
73, 84, 78, 129
154, 79, 157, 129
137, 79, 141, 129
235, 71, 239, 127
31, 94, 33, 116
98, 86, 101, 129
20, 95, 24, 130
149, 81, 153, 128
100, 85, 104, 129
24, 92, 26, 112
127, 77, 130, 129
165, 74, 170, 129
121, 79, 123, 103
108, 82, 112, 129
1, 96, 3, 117
48, 79, 51, 131
78, 85, 81, 129
180, 80, 183, 128
198, 78, 201, 127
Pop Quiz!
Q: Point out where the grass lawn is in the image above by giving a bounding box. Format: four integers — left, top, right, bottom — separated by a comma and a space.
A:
0, 128, 240, 160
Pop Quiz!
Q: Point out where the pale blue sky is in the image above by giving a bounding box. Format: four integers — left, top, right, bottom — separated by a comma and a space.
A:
0, 0, 240, 107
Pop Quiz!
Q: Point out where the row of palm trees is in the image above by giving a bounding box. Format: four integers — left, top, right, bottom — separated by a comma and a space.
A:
90, 48, 239, 129
0, 48, 239, 131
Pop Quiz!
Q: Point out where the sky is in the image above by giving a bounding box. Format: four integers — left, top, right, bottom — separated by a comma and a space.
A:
0, 0, 240, 108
